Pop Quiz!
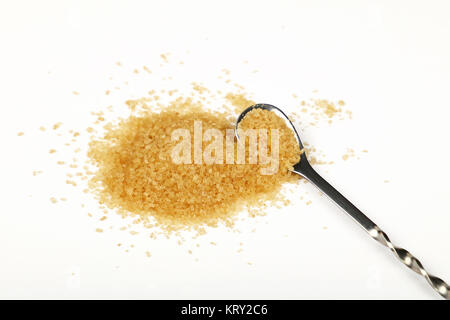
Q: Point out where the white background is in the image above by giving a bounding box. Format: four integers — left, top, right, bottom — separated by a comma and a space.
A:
1, 0, 449, 299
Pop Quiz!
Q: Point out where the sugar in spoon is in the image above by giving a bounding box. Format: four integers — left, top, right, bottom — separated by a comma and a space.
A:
236, 103, 449, 299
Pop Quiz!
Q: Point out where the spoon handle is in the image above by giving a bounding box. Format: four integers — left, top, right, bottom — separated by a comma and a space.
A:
293, 161, 449, 299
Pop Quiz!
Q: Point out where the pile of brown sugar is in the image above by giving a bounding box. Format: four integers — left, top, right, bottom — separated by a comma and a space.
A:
29, 58, 354, 242
87, 99, 302, 232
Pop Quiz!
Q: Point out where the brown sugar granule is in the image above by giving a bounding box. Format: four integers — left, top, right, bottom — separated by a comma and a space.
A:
96, 228, 103, 233
314, 99, 341, 118
342, 148, 356, 161
17, 132, 24, 136
225, 93, 255, 113
66, 179, 77, 186
87, 98, 301, 232
50, 197, 58, 204
143, 66, 152, 74
192, 82, 209, 94
160, 54, 169, 62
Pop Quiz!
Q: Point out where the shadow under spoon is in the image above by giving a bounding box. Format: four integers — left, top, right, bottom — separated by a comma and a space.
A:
235, 103, 449, 300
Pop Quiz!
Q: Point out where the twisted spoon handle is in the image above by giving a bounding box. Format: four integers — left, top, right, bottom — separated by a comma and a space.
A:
369, 226, 449, 299
293, 160, 449, 299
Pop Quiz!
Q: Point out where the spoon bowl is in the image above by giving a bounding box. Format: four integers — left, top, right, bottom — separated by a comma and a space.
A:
235, 103, 308, 171
235, 103, 304, 149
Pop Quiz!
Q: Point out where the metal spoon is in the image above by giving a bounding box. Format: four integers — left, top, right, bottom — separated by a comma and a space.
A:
236, 103, 449, 299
